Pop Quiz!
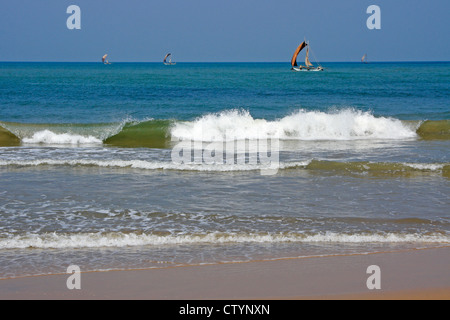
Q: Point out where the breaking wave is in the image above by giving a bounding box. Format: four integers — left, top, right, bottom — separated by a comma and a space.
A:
0, 159, 448, 177
1, 109, 448, 148
1, 231, 448, 249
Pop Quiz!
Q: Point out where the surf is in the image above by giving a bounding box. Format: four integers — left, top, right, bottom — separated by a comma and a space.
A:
0, 159, 448, 177
416, 120, 450, 140
0, 125, 20, 146
170, 109, 418, 142
1, 231, 448, 250
0, 110, 449, 148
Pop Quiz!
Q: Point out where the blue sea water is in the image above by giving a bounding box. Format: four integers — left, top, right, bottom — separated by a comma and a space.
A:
1, 62, 449, 123
0, 62, 449, 278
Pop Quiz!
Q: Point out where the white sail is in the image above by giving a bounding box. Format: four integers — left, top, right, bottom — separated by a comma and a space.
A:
305, 47, 313, 67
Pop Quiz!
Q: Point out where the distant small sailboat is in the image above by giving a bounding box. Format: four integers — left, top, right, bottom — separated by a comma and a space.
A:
361, 53, 368, 64
102, 54, 111, 65
291, 41, 323, 72
163, 53, 176, 65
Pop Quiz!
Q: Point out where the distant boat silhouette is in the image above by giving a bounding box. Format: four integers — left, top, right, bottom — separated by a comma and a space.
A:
102, 54, 111, 65
163, 53, 176, 65
361, 54, 368, 64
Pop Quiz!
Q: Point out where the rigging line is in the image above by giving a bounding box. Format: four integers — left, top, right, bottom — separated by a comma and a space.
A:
309, 46, 322, 67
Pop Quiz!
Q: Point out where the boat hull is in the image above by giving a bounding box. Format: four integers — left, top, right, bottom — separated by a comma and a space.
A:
292, 67, 323, 72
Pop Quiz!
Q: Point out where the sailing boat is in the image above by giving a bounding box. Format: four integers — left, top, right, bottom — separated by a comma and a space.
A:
102, 54, 111, 65
291, 41, 323, 72
163, 53, 176, 65
361, 54, 368, 64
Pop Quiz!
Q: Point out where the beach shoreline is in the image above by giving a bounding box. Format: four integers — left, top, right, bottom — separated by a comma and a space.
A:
1, 246, 448, 300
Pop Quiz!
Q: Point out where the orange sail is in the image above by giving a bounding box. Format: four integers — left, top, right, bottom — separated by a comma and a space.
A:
163, 53, 171, 63
291, 42, 307, 67
102, 54, 108, 63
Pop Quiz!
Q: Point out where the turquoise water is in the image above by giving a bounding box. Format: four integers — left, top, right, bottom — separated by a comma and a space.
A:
1, 62, 449, 123
0, 62, 449, 278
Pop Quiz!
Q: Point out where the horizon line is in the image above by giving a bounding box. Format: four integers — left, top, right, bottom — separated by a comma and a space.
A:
1, 60, 449, 64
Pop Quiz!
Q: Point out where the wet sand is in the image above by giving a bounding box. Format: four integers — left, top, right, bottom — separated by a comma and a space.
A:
0, 247, 449, 300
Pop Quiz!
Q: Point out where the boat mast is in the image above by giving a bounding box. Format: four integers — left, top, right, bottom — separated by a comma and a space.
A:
308, 42, 322, 68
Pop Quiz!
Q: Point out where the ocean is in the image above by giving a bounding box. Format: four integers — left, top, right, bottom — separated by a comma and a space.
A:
0, 62, 449, 278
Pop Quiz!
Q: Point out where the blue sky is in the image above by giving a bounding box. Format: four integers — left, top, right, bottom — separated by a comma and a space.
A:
0, 0, 449, 62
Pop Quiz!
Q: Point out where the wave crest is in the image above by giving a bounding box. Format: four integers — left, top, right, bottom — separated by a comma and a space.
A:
0, 159, 448, 177
1, 231, 448, 249
171, 109, 417, 141
1, 110, 449, 147
22, 130, 102, 145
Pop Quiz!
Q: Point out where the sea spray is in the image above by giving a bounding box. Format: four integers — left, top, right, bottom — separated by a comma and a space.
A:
22, 130, 102, 145
170, 109, 417, 142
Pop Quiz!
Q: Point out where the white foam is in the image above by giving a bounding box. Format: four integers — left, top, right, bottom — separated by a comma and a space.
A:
0, 159, 293, 172
1, 231, 448, 249
2, 159, 447, 173
22, 130, 102, 145
403, 163, 445, 171
171, 109, 417, 141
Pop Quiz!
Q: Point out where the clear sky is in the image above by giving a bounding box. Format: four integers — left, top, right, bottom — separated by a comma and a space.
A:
1, 0, 449, 62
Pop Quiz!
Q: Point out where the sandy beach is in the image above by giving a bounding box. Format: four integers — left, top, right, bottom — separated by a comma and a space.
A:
1, 247, 448, 300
